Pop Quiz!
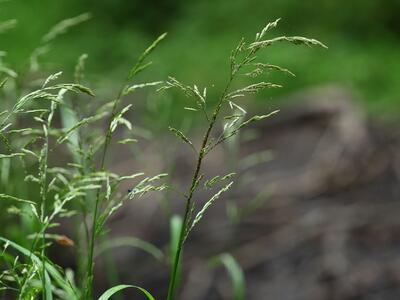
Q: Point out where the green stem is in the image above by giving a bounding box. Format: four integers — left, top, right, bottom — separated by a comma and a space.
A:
40, 125, 50, 300
84, 86, 125, 300
166, 77, 233, 300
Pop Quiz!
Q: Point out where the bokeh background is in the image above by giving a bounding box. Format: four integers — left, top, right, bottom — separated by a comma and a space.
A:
2, 0, 400, 299
2, 0, 400, 119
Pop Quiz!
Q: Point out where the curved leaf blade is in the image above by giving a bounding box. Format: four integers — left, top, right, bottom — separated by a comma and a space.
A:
210, 253, 245, 300
0, 237, 77, 299
96, 237, 164, 262
98, 284, 155, 300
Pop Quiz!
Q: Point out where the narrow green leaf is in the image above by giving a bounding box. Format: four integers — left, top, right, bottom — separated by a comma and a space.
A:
98, 284, 155, 300
44, 270, 54, 300
168, 215, 183, 297
170, 215, 182, 265
0, 237, 77, 299
210, 253, 245, 300
60, 104, 80, 162
96, 237, 164, 262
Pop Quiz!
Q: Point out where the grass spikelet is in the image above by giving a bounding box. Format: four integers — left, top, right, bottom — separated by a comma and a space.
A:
204, 172, 236, 189
117, 138, 138, 144
0, 19, 17, 34
123, 81, 163, 96
57, 111, 108, 144
129, 32, 167, 78
227, 82, 282, 99
0, 194, 35, 204
74, 53, 88, 84
0, 153, 25, 159
187, 181, 233, 235
110, 104, 133, 132
245, 63, 295, 78
42, 13, 91, 43
256, 18, 281, 40
249, 35, 328, 50
169, 127, 195, 150
42, 71, 63, 88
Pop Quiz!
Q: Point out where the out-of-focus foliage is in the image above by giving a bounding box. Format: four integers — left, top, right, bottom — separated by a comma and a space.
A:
1, 0, 400, 118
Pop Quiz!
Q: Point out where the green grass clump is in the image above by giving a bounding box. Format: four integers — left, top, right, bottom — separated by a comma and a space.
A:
0, 12, 325, 300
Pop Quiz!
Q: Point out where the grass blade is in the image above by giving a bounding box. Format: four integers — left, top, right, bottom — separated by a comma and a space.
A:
0, 237, 77, 299
98, 284, 155, 300
96, 237, 164, 262
210, 253, 245, 300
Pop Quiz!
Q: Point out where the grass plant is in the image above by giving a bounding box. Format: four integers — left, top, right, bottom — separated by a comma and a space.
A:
0, 11, 325, 299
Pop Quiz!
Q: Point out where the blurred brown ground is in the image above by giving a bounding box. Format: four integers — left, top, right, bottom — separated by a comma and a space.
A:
55, 86, 400, 300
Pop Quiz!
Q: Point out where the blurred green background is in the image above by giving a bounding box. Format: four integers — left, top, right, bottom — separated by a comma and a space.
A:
1, 1, 400, 296
1, 0, 400, 121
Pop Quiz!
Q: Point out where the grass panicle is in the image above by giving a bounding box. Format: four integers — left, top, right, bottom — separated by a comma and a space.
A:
165, 19, 325, 300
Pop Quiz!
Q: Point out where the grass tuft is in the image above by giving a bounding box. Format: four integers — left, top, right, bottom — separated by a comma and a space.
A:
0, 13, 325, 299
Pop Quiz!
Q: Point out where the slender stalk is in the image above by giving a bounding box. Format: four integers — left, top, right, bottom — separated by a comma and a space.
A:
84, 32, 166, 296
166, 43, 257, 299
84, 85, 125, 300
166, 76, 234, 300
40, 122, 50, 299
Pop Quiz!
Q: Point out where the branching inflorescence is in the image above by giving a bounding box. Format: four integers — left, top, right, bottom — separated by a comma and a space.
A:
163, 18, 326, 300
